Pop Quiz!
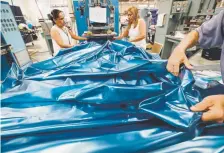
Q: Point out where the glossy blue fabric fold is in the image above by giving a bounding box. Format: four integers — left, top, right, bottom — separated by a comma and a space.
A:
1, 40, 223, 153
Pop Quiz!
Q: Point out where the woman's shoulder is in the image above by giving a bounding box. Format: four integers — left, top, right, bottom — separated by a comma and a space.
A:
138, 18, 145, 23
51, 25, 57, 28
51, 25, 64, 34
51, 25, 57, 31
51, 25, 61, 35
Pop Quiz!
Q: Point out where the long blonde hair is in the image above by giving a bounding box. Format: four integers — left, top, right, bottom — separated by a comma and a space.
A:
127, 7, 140, 30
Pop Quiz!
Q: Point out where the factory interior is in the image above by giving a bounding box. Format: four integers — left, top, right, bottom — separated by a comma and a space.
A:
1, 0, 224, 152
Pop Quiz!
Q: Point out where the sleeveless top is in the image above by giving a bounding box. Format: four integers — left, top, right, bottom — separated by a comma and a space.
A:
51, 25, 73, 56
128, 19, 146, 49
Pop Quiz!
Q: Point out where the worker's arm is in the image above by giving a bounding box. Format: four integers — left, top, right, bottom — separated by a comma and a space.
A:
167, 11, 224, 76
166, 30, 198, 76
68, 30, 87, 41
115, 28, 129, 40
175, 30, 199, 51
129, 19, 146, 42
197, 10, 224, 48
51, 28, 73, 48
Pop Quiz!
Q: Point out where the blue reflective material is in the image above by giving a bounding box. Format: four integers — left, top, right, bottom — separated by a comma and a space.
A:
1, 41, 224, 153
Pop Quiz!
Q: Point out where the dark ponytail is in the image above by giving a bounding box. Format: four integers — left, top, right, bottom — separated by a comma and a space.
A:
48, 9, 62, 25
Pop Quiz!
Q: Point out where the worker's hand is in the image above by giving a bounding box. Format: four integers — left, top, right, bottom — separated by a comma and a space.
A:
166, 46, 193, 76
82, 33, 87, 37
150, 25, 156, 30
129, 38, 133, 42
191, 95, 224, 123
82, 31, 92, 37
113, 36, 118, 40
113, 36, 121, 40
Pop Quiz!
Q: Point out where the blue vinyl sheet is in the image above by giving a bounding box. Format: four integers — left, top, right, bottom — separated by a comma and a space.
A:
1, 40, 224, 153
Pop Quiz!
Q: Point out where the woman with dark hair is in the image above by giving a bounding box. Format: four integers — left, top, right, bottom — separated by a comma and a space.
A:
50, 9, 86, 56
115, 7, 146, 49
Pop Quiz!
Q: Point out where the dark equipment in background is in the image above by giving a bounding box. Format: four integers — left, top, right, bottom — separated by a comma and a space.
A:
1, 1, 32, 81
201, 47, 222, 60
10, 5, 38, 44
10, 5, 25, 24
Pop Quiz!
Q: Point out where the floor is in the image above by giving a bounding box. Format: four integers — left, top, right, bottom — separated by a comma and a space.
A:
26, 33, 52, 63
189, 51, 220, 68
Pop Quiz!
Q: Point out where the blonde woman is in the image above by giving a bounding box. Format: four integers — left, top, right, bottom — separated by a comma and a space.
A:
116, 7, 146, 49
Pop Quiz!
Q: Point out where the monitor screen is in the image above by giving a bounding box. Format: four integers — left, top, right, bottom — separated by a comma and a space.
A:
89, 7, 107, 23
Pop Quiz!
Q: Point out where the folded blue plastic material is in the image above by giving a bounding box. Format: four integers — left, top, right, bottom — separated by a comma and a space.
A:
1, 41, 224, 153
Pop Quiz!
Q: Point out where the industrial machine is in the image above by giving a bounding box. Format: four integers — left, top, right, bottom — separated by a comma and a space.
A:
171, 1, 190, 14
155, 0, 220, 59
73, 0, 119, 42
1, 1, 32, 80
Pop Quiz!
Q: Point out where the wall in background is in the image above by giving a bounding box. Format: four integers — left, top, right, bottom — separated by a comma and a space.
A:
119, 0, 156, 14
3, 0, 70, 26
4, 0, 41, 25
4, 0, 158, 25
